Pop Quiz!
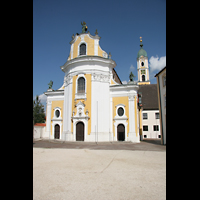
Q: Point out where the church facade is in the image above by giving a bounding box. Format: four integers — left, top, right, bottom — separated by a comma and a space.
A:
43, 26, 152, 143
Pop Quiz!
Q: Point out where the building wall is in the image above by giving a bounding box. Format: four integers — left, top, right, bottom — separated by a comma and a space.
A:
61, 56, 114, 142
45, 91, 64, 139
112, 96, 129, 138
50, 100, 64, 139
157, 68, 166, 144
44, 32, 140, 142
71, 74, 92, 136
110, 84, 139, 143
142, 110, 160, 138
68, 33, 107, 61
90, 79, 110, 141
34, 126, 46, 139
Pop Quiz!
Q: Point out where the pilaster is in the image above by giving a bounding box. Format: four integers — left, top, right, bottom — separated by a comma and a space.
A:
45, 100, 52, 139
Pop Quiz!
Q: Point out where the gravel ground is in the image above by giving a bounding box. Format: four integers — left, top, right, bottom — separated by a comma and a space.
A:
33, 147, 166, 200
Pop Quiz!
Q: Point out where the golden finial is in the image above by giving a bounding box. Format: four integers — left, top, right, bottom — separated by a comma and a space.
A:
140, 36, 143, 48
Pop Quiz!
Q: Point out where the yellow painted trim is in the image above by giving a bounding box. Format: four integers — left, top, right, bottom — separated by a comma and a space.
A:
69, 34, 107, 59
84, 74, 91, 135
137, 81, 150, 85
50, 100, 64, 136
98, 45, 104, 57
98, 43, 107, 57
68, 51, 71, 61
134, 95, 137, 136
84, 35, 94, 56
112, 96, 129, 137
72, 37, 81, 59
71, 74, 91, 135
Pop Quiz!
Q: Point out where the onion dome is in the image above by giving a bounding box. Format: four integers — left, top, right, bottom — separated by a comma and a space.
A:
137, 37, 147, 58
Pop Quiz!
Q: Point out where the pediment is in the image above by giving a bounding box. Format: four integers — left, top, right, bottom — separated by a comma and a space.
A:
75, 101, 85, 107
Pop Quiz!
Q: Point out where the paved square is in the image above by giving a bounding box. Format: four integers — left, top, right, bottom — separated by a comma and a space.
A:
33, 145, 166, 200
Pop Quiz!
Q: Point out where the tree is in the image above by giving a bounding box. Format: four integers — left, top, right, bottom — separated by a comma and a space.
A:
33, 95, 46, 124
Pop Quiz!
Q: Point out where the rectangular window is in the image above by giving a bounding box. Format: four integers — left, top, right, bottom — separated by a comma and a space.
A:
153, 125, 159, 131
155, 113, 159, 119
143, 113, 148, 119
78, 77, 85, 93
80, 44, 86, 55
143, 125, 148, 131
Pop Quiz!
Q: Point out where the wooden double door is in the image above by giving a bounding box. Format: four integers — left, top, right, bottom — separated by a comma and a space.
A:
76, 122, 84, 141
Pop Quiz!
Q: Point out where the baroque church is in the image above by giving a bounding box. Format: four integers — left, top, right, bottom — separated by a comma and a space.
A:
43, 23, 152, 142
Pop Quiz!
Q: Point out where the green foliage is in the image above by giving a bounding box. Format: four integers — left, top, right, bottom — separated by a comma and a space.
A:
33, 95, 46, 124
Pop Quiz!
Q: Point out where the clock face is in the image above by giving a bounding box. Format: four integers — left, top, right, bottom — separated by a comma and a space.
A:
141, 70, 146, 74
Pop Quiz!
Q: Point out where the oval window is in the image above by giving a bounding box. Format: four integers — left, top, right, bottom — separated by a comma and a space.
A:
55, 110, 60, 118
118, 107, 124, 116
141, 62, 144, 66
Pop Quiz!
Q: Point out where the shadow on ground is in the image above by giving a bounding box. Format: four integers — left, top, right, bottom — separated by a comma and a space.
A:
142, 138, 163, 145
33, 139, 166, 151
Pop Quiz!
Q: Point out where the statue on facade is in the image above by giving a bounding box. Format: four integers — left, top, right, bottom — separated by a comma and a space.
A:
81, 21, 87, 33
48, 80, 53, 89
129, 72, 135, 82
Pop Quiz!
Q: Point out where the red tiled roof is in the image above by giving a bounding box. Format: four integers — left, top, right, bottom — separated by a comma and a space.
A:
34, 123, 46, 127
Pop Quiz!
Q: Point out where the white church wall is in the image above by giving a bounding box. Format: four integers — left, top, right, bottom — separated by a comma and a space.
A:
90, 73, 110, 142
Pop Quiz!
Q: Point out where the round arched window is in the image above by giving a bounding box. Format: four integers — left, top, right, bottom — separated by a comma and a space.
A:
118, 107, 124, 116
55, 110, 60, 118
141, 62, 144, 66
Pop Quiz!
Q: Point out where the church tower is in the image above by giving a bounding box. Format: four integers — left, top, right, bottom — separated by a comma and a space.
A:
137, 37, 150, 85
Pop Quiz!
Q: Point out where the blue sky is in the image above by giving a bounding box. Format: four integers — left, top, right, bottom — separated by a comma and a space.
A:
33, 0, 166, 105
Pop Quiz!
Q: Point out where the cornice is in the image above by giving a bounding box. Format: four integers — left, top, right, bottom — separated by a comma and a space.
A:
110, 84, 139, 91
60, 56, 116, 73
44, 90, 64, 96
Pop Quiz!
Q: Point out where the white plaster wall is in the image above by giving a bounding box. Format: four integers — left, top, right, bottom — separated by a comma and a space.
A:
91, 80, 110, 141
34, 126, 46, 139
63, 81, 72, 141
158, 70, 166, 144
142, 110, 160, 138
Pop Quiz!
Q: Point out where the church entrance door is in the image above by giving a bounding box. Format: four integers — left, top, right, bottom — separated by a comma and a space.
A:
54, 124, 60, 139
117, 124, 125, 141
76, 122, 84, 141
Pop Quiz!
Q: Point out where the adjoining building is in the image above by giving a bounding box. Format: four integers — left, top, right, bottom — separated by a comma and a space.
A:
138, 84, 160, 139
155, 66, 166, 144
